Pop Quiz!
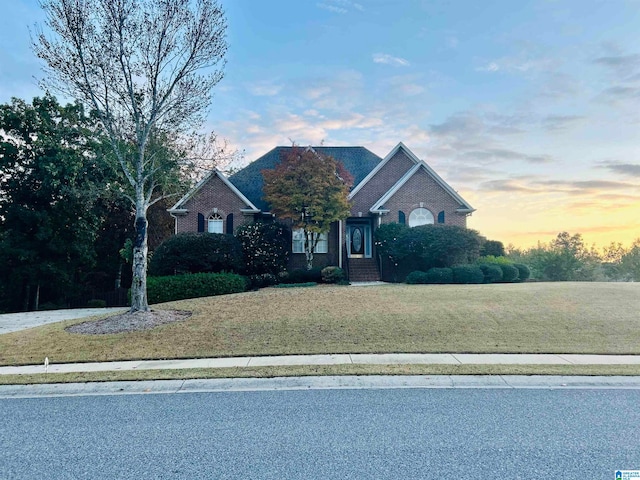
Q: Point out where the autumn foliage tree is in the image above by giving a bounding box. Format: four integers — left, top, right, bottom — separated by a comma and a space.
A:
262, 147, 353, 269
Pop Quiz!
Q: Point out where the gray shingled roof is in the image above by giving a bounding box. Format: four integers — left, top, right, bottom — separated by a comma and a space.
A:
229, 146, 382, 211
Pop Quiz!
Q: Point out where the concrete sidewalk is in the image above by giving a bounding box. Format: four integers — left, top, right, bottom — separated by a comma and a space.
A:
0, 307, 126, 334
3, 353, 640, 376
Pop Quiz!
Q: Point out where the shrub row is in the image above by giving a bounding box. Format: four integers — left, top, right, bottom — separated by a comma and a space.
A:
146, 272, 246, 304
405, 262, 531, 285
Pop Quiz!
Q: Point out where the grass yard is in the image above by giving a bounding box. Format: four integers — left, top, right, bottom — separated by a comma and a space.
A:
1, 282, 639, 367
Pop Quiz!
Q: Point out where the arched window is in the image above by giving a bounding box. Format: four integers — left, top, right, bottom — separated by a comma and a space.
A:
208, 213, 223, 233
408, 208, 434, 227
398, 211, 406, 224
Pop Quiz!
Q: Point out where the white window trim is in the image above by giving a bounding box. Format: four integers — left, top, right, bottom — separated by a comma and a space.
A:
208, 213, 223, 233
408, 208, 434, 227
292, 228, 328, 254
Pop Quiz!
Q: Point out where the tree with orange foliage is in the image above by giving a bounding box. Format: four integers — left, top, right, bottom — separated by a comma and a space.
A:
263, 147, 353, 269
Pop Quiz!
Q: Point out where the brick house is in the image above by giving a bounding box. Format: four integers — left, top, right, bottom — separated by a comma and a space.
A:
168, 142, 475, 281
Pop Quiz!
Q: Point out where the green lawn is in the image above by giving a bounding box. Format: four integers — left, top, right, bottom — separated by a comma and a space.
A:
1, 282, 639, 368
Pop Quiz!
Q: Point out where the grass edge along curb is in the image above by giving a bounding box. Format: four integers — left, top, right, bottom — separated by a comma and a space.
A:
3, 363, 640, 385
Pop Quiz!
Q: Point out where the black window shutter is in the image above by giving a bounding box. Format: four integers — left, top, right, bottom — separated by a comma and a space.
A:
438, 211, 445, 224
197, 213, 205, 232
398, 211, 406, 224
226, 213, 234, 234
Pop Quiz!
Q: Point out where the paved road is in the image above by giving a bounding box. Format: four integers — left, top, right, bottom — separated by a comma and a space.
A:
1, 387, 638, 479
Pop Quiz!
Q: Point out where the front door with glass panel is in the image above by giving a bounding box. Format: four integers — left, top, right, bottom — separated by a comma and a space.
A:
347, 222, 371, 258
350, 226, 365, 257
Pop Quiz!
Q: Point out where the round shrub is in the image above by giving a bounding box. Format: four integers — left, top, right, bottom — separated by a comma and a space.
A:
321, 266, 345, 283
149, 233, 243, 276
452, 265, 484, 284
479, 264, 503, 284
426, 267, 453, 284
235, 222, 291, 275
513, 263, 531, 282
499, 264, 519, 283
405, 271, 430, 284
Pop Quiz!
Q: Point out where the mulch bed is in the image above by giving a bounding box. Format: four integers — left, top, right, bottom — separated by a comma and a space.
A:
65, 310, 192, 335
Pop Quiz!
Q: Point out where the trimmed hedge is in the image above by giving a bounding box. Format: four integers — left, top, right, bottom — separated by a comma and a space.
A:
499, 264, 520, 283
281, 268, 323, 284
405, 268, 453, 285
427, 267, 453, 284
405, 271, 430, 284
513, 263, 531, 282
452, 265, 484, 284
146, 272, 246, 304
321, 266, 345, 283
479, 264, 503, 284
247, 273, 279, 289
149, 233, 243, 276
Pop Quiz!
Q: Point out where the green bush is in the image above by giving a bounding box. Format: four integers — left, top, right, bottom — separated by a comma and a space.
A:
247, 273, 279, 289
235, 222, 291, 275
476, 255, 513, 266
282, 268, 323, 284
479, 264, 503, 283
500, 264, 520, 282
513, 263, 531, 282
146, 272, 246, 304
375, 223, 483, 275
321, 266, 345, 283
149, 233, 243, 276
87, 299, 107, 308
405, 271, 430, 284
452, 265, 484, 284
480, 240, 505, 257
426, 267, 453, 284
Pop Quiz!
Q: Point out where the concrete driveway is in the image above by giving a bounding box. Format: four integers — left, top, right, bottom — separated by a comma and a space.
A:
0, 308, 126, 334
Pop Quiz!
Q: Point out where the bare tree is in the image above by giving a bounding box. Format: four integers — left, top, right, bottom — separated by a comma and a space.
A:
33, 0, 227, 312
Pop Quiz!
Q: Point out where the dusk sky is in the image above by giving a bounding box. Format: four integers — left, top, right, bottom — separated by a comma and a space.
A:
1, 0, 639, 248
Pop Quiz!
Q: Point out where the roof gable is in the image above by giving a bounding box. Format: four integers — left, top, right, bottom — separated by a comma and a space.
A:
348, 142, 418, 200
370, 161, 475, 213
229, 146, 382, 211
168, 169, 259, 213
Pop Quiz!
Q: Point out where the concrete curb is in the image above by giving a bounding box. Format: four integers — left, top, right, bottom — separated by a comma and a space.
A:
3, 375, 640, 399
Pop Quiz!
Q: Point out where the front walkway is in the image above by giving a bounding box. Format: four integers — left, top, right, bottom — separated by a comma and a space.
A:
3, 353, 640, 376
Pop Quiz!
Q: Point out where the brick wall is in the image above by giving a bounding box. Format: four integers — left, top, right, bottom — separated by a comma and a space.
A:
175, 174, 253, 234
380, 168, 468, 228
350, 150, 414, 215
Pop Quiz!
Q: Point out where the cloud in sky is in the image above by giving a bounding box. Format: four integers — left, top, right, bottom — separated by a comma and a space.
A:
598, 161, 640, 178
245, 82, 283, 97
372, 53, 410, 67
6, 0, 640, 248
316, 0, 364, 14
593, 53, 640, 79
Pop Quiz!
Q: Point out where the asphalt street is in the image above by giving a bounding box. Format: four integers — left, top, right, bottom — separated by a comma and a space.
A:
1, 387, 638, 479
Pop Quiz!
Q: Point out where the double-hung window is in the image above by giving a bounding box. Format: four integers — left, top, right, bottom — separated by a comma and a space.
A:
292, 228, 328, 253
208, 213, 224, 233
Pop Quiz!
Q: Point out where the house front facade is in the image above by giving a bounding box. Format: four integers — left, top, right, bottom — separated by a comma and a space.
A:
168, 142, 475, 281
